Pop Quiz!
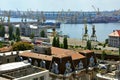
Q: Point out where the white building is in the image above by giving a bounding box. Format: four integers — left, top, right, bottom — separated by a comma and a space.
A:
96, 61, 120, 80
14, 22, 47, 37
0, 61, 49, 80
108, 30, 120, 48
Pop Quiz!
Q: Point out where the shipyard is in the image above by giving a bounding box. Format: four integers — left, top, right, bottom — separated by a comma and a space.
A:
0, 0, 120, 80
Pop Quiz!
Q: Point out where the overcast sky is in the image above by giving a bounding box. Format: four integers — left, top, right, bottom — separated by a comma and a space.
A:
0, 0, 120, 11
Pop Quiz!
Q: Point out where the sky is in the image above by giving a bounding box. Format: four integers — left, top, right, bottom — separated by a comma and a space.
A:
0, 0, 120, 11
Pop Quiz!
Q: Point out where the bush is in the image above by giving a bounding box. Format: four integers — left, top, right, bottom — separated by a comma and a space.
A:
12, 42, 33, 51
98, 42, 103, 46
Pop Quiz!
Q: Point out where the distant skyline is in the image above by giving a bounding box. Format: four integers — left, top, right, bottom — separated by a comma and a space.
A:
0, 0, 120, 11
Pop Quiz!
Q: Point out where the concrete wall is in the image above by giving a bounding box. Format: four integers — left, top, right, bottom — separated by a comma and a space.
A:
14, 70, 49, 80
0, 53, 18, 64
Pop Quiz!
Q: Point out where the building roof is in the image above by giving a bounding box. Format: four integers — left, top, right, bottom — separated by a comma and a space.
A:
15, 24, 20, 28
0, 61, 30, 72
80, 50, 93, 54
51, 47, 85, 60
0, 50, 30, 56
0, 46, 12, 53
19, 52, 52, 61
20, 47, 85, 61
109, 30, 120, 37
30, 25, 38, 29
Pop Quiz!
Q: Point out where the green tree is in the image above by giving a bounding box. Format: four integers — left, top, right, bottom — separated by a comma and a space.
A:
0, 42, 3, 48
119, 47, 120, 59
16, 28, 21, 42
12, 42, 33, 51
56, 37, 60, 47
52, 37, 56, 47
0, 25, 5, 37
13, 33, 16, 41
16, 35, 21, 42
16, 27, 20, 37
63, 37, 68, 49
105, 39, 108, 44
101, 50, 106, 61
40, 30, 45, 37
86, 40, 92, 50
9, 26, 13, 40
60, 43, 64, 48
30, 33, 34, 39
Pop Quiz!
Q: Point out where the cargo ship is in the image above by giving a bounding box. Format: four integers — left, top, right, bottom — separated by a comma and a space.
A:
41, 20, 61, 28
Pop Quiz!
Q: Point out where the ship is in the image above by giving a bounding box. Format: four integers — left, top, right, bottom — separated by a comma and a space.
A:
41, 20, 61, 28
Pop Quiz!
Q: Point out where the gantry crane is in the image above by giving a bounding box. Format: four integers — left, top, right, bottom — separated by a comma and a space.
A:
92, 5, 100, 15
3, 10, 11, 23
90, 25, 97, 41
82, 15, 89, 41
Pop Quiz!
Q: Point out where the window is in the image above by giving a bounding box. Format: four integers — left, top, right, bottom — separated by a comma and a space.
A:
34, 48, 37, 52
40, 60, 46, 68
64, 61, 72, 74
40, 76, 44, 80
89, 56, 95, 67
34, 60, 38, 66
7, 59, 9, 63
33, 78, 38, 80
78, 61, 83, 69
51, 61, 59, 74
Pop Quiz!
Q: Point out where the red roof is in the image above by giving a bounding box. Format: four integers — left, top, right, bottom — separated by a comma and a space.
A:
116, 30, 120, 36
20, 47, 85, 61
109, 30, 120, 37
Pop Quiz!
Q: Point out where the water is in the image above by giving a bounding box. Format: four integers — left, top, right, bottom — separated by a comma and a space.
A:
0, 17, 37, 22
57, 23, 120, 42
4, 17, 120, 42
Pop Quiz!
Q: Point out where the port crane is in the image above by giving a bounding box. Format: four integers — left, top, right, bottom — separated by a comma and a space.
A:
40, 11, 46, 23
90, 25, 97, 41
82, 14, 89, 41
4, 10, 11, 23
92, 5, 100, 15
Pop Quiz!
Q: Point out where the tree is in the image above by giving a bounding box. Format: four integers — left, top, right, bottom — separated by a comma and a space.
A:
0, 42, 3, 48
9, 26, 13, 40
101, 50, 106, 61
40, 30, 45, 37
0, 25, 5, 37
105, 39, 108, 44
16, 27, 20, 37
16, 28, 21, 42
13, 33, 16, 41
16, 35, 21, 42
30, 33, 34, 39
86, 40, 92, 50
63, 37, 68, 49
56, 37, 60, 47
52, 37, 56, 47
119, 47, 120, 59
60, 43, 64, 48
12, 42, 33, 51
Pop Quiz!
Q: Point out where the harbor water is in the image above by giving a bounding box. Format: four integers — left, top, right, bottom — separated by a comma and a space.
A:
4, 17, 120, 42
56, 23, 120, 42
